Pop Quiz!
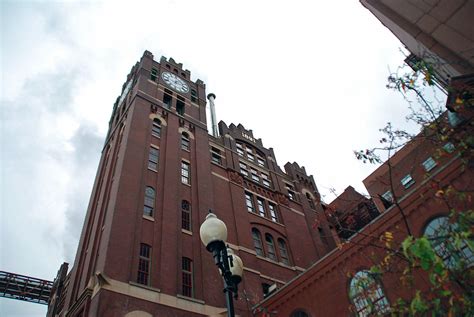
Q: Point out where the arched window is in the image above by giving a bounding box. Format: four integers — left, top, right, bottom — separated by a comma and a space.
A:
349, 271, 390, 316
152, 118, 161, 137
252, 229, 264, 256
290, 310, 309, 317
181, 132, 190, 151
278, 238, 290, 265
265, 234, 277, 261
143, 186, 155, 217
424, 216, 473, 267
181, 200, 191, 231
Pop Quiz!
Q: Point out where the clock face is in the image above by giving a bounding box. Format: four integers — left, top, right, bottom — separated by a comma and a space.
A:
161, 72, 189, 93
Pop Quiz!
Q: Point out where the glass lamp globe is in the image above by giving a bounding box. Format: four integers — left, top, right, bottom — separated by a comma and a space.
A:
200, 213, 228, 251
227, 248, 244, 284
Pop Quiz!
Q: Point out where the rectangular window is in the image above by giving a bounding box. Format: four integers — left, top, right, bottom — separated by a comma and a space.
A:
150, 68, 158, 81
182, 258, 193, 297
148, 147, 159, 170
286, 184, 296, 201
401, 174, 415, 189
251, 168, 260, 182
137, 244, 151, 285
181, 161, 190, 185
422, 157, 437, 172
278, 239, 290, 265
237, 147, 244, 157
191, 89, 198, 103
443, 142, 455, 153
245, 192, 255, 212
152, 119, 161, 137
211, 151, 222, 165
257, 156, 265, 167
268, 203, 279, 222
381, 191, 393, 203
239, 162, 248, 176
262, 173, 270, 187
257, 198, 266, 217
176, 99, 185, 115
247, 152, 255, 162
181, 201, 191, 231
181, 134, 190, 151
163, 92, 172, 109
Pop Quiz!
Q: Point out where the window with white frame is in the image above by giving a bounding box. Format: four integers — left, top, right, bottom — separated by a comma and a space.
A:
422, 157, 437, 172
181, 161, 190, 185
400, 174, 415, 189
210, 147, 222, 165
144, 186, 155, 217
239, 162, 248, 176
137, 243, 151, 285
148, 147, 159, 170
182, 257, 193, 297
380, 190, 394, 209
251, 168, 260, 182
246, 147, 255, 161
151, 119, 161, 137
424, 216, 473, 268
181, 200, 191, 231
261, 173, 271, 187
245, 192, 255, 212
257, 198, 266, 217
236, 143, 244, 156
285, 184, 296, 200
443, 142, 455, 153
181, 132, 190, 151
268, 203, 279, 223
349, 271, 390, 316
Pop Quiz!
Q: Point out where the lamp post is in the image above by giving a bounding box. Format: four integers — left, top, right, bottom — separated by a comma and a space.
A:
200, 212, 244, 317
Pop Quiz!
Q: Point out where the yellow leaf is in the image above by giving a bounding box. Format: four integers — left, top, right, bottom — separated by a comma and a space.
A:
455, 97, 463, 104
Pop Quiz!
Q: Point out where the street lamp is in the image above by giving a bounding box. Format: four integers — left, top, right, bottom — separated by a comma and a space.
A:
200, 212, 244, 317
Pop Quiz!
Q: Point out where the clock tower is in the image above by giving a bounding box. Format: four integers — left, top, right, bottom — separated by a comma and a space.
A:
59, 50, 336, 316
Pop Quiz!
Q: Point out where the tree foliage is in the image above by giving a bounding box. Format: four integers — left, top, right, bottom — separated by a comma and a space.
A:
350, 58, 474, 316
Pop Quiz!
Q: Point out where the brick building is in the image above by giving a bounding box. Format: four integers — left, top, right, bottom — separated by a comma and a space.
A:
326, 186, 379, 240
52, 51, 338, 317
252, 88, 473, 316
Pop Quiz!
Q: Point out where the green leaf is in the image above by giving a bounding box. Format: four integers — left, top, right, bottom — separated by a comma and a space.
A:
439, 289, 451, 297
410, 291, 428, 314
412, 237, 436, 270
402, 236, 414, 259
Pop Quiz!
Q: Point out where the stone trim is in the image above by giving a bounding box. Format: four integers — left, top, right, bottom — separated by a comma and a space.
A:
90, 274, 226, 316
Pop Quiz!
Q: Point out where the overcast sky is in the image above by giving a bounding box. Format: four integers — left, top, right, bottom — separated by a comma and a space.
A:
1, 1, 421, 316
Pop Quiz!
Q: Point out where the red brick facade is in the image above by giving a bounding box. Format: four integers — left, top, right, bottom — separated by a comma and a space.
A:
253, 105, 474, 316
58, 51, 337, 317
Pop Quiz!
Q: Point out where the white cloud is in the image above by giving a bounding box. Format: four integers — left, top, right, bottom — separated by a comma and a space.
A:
0, 1, 427, 315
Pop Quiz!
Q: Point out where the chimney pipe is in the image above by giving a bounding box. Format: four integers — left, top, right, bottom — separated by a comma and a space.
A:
207, 93, 218, 137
